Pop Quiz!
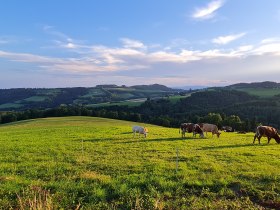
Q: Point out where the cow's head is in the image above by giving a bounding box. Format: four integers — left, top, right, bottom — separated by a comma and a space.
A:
275, 134, 280, 144
217, 131, 221, 138
144, 127, 148, 137
199, 132, 204, 138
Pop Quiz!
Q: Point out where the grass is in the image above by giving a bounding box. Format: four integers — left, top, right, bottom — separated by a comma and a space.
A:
166, 94, 191, 103
234, 88, 280, 97
87, 100, 144, 107
0, 103, 23, 109
22, 96, 49, 102
0, 116, 280, 209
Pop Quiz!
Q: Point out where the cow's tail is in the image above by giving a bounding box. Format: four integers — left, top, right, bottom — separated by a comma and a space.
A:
179, 128, 180, 134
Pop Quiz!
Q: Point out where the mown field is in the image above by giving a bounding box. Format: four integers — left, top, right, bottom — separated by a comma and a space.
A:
0, 117, 280, 209
233, 88, 280, 98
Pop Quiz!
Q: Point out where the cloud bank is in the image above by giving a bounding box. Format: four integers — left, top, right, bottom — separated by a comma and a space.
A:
1, 34, 280, 87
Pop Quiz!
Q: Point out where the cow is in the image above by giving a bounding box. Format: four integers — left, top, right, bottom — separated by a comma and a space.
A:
193, 124, 204, 138
222, 126, 234, 132
179, 123, 194, 138
253, 126, 280, 144
200, 123, 221, 138
132, 125, 148, 138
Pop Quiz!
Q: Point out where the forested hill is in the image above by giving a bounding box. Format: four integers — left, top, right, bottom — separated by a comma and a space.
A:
2, 82, 280, 129
226, 81, 280, 89
0, 84, 181, 111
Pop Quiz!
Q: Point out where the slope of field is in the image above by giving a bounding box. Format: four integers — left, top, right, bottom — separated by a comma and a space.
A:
0, 117, 280, 209
0, 85, 182, 111
224, 81, 280, 97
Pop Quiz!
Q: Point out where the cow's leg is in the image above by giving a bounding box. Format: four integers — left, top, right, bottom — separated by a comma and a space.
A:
182, 130, 186, 138
258, 136, 261, 144
267, 137, 271, 144
253, 134, 257, 144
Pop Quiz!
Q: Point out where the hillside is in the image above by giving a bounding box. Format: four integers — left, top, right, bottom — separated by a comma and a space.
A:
223, 81, 280, 97
0, 84, 182, 111
0, 116, 280, 209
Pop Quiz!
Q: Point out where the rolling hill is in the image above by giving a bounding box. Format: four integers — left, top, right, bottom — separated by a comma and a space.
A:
0, 116, 279, 209
0, 84, 182, 111
222, 81, 280, 98
1, 81, 280, 112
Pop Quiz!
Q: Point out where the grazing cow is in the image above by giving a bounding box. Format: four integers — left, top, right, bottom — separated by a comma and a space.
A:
253, 126, 280, 144
193, 124, 204, 138
179, 123, 194, 138
200, 123, 221, 138
132, 125, 148, 138
222, 126, 234, 132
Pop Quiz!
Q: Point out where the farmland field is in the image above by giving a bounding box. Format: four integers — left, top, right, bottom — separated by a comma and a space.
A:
0, 117, 280, 209
233, 88, 280, 98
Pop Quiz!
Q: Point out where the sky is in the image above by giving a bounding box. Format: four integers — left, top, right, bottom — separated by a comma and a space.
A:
1, 0, 280, 88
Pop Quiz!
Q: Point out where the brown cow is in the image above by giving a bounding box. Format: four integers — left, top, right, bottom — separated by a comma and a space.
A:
193, 124, 204, 138
253, 126, 280, 144
179, 123, 194, 138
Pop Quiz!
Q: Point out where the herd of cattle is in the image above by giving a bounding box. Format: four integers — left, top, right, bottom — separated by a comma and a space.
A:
132, 124, 280, 144
179, 123, 221, 138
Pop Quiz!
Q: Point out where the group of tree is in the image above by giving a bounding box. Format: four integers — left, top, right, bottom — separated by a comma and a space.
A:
1, 89, 280, 131
0, 107, 257, 132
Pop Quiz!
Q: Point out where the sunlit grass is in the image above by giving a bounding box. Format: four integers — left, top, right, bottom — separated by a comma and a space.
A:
0, 116, 279, 209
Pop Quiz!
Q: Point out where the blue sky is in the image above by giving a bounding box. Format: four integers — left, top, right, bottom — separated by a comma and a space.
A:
1, 0, 280, 88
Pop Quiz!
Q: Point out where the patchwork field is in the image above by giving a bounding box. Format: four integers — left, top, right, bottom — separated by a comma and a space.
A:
0, 117, 279, 209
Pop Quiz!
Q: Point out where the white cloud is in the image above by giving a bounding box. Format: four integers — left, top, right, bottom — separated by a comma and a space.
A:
260, 37, 280, 44
212, 33, 246, 45
120, 38, 146, 49
3, 34, 280, 87
192, 0, 224, 20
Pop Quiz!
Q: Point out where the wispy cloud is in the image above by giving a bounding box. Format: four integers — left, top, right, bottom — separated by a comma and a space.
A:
0, 36, 16, 44
2, 33, 280, 87
120, 38, 146, 49
212, 32, 246, 45
43, 25, 86, 51
192, 0, 224, 20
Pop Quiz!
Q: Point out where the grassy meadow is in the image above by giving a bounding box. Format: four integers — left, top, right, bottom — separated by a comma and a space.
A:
234, 88, 280, 98
0, 117, 280, 209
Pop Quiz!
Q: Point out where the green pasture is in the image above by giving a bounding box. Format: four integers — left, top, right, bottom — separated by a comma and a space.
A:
0, 103, 23, 109
88, 100, 144, 107
22, 96, 49, 102
0, 117, 279, 209
235, 88, 280, 98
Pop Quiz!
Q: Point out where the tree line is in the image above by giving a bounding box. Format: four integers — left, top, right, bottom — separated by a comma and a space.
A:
0, 105, 258, 132
1, 89, 279, 131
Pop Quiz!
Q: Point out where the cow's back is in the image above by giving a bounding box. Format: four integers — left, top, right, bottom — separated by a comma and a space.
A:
202, 123, 218, 132
180, 123, 194, 133
133, 125, 143, 132
257, 126, 278, 137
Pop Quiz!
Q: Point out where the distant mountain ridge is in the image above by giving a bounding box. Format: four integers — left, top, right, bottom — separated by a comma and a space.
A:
226, 81, 280, 89
1, 81, 280, 111
0, 84, 182, 111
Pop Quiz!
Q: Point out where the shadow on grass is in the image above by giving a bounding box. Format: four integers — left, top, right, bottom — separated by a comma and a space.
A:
119, 137, 205, 144
77, 138, 113, 143
201, 143, 270, 150
75, 137, 205, 144
0, 119, 36, 127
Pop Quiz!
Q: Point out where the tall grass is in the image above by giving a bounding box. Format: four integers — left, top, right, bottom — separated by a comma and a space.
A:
0, 116, 279, 209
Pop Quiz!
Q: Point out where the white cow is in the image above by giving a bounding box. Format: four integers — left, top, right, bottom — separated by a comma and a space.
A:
132, 125, 148, 138
201, 123, 221, 138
